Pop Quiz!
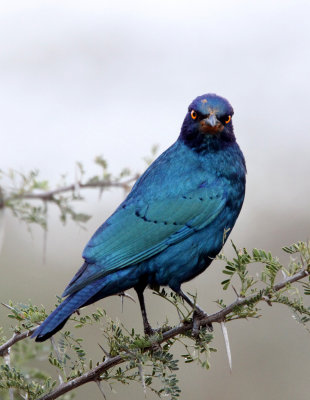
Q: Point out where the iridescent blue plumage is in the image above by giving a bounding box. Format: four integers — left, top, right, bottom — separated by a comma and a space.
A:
33, 93, 246, 341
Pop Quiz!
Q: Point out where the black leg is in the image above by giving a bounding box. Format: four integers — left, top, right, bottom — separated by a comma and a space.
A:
175, 289, 206, 315
174, 287, 213, 335
135, 286, 154, 336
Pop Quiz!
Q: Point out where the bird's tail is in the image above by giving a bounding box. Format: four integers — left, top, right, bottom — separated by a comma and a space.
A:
32, 266, 142, 342
32, 281, 101, 342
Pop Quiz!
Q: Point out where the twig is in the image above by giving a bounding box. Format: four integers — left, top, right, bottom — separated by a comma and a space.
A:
0, 327, 36, 357
36, 268, 309, 400
37, 355, 124, 400
4, 176, 139, 204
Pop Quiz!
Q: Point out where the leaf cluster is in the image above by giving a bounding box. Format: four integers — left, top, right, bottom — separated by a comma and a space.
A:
0, 147, 159, 232
218, 241, 310, 322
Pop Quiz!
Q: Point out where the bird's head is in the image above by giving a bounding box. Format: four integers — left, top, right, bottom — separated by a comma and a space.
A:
180, 94, 235, 151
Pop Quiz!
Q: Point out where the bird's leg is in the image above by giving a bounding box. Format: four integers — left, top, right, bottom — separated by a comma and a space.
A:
176, 288, 213, 336
176, 289, 205, 314
135, 286, 162, 353
135, 286, 155, 336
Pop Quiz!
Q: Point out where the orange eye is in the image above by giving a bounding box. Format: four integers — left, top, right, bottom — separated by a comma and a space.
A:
225, 115, 231, 124
191, 110, 197, 120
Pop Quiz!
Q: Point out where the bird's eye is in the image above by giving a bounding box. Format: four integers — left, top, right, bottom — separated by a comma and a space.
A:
225, 115, 231, 124
191, 110, 197, 120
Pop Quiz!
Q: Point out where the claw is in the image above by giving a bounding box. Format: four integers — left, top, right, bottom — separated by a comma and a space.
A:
144, 326, 162, 353
117, 291, 136, 302
174, 288, 213, 333
149, 340, 162, 353
192, 314, 200, 338
192, 309, 213, 337
144, 323, 155, 337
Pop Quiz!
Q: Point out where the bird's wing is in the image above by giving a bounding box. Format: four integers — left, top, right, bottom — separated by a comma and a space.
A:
64, 181, 227, 296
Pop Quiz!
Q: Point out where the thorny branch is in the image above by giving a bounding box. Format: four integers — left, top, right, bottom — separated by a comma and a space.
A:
0, 147, 160, 230
5, 266, 304, 400
0, 328, 36, 357
0, 290, 136, 358
2, 176, 139, 205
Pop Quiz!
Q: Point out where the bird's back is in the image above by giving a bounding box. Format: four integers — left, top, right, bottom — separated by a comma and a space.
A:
66, 139, 245, 294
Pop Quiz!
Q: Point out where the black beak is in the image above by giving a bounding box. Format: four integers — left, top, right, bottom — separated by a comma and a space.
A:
203, 114, 217, 127
199, 113, 223, 134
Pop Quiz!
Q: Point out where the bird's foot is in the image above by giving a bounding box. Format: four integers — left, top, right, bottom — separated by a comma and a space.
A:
144, 325, 157, 336
144, 324, 162, 353
192, 309, 213, 338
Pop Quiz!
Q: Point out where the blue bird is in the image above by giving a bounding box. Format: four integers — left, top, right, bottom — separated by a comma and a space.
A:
33, 93, 246, 342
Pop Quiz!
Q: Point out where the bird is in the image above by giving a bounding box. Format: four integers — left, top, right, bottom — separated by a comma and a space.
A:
32, 93, 246, 342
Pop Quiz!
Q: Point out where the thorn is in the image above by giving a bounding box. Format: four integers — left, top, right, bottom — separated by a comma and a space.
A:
99, 186, 104, 200
117, 292, 136, 303
138, 361, 146, 396
281, 270, 287, 279
221, 321, 232, 373
98, 343, 110, 359
231, 285, 240, 298
262, 296, 272, 306
74, 164, 81, 198
50, 337, 64, 384
96, 380, 107, 400
1, 303, 15, 311
176, 307, 183, 322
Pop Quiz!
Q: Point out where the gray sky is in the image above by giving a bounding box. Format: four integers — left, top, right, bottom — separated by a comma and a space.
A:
1, 0, 309, 254
1, 0, 310, 178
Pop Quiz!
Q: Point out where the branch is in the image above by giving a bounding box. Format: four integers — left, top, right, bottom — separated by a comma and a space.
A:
36, 267, 310, 400
5, 175, 139, 204
0, 327, 36, 357
0, 291, 136, 359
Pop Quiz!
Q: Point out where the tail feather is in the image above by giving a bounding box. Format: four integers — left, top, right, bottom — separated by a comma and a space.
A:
32, 265, 142, 342
32, 281, 102, 342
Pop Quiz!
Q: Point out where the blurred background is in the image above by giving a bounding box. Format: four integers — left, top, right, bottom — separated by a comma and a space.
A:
1, 0, 310, 399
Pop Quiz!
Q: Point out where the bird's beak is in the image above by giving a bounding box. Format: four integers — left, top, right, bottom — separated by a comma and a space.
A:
205, 114, 217, 127
200, 114, 223, 134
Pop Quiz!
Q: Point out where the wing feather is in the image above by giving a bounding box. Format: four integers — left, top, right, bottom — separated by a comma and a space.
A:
64, 182, 227, 296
